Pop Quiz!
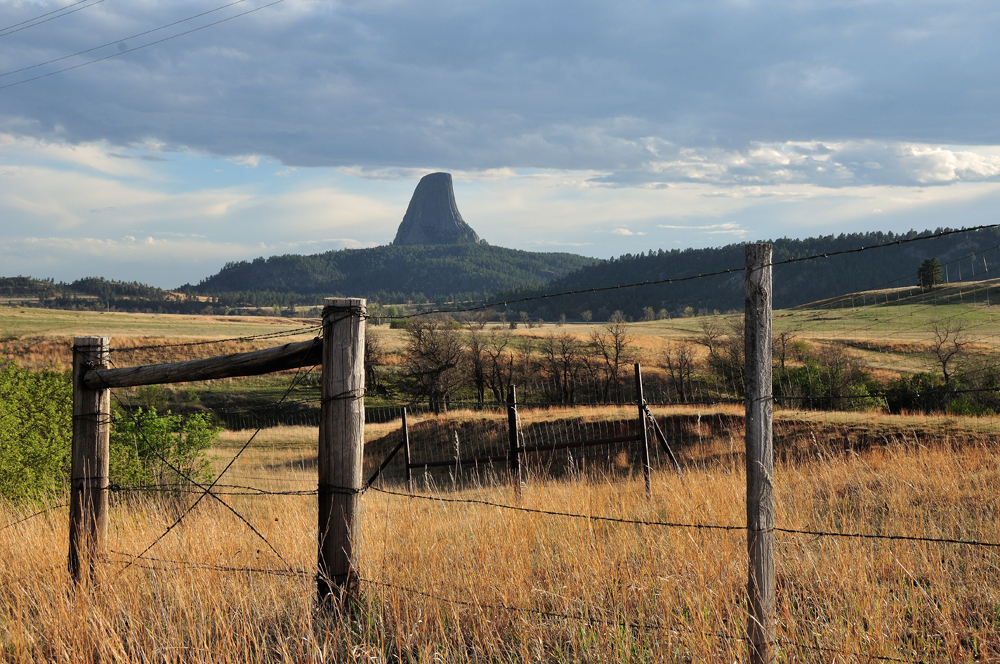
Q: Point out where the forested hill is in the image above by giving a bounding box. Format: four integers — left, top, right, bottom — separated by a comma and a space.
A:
183, 244, 598, 302
497, 228, 1000, 321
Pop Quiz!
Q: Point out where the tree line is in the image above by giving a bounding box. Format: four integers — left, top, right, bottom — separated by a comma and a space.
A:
370, 312, 1000, 416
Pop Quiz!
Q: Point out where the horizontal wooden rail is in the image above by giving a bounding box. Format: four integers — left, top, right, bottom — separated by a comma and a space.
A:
82, 338, 322, 389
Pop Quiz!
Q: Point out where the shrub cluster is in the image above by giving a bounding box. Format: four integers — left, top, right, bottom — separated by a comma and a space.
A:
0, 362, 218, 503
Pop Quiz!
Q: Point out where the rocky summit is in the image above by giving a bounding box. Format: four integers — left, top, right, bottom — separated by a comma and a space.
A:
392, 172, 481, 245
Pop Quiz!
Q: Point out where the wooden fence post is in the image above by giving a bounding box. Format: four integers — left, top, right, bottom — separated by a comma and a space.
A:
69, 336, 110, 583
507, 386, 521, 498
745, 243, 775, 663
634, 363, 652, 498
402, 408, 412, 493
318, 297, 366, 604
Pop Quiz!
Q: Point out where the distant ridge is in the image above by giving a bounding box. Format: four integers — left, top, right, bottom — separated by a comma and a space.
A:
495, 227, 1000, 320
185, 244, 597, 302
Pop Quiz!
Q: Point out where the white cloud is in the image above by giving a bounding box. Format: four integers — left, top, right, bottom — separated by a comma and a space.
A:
231, 155, 261, 168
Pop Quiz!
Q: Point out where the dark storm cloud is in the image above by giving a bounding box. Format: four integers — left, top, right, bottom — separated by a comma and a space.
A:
1, 0, 999, 179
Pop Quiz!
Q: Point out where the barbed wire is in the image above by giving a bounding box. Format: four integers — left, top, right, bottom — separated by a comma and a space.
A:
360, 577, 908, 662
104, 550, 310, 577
369, 485, 1000, 548
108, 325, 320, 354
109, 483, 317, 496
102, 349, 318, 577
359, 576, 742, 640
0, 503, 67, 531
376, 224, 1000, 321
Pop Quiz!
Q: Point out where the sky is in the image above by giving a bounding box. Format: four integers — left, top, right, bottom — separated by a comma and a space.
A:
2, 0, 1000, 288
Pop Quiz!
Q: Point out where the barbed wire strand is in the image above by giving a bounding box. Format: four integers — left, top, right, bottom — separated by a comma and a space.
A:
0, 502, 68, 531
381, 224, 1000, 320
111, 324, 320, 353
369, 486, 1000, 548
360, 577, 907, 662
103, 349, 319, 577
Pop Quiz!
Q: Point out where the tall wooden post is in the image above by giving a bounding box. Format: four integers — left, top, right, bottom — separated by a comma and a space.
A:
507, 386, 521, 498
318, 297, 366, 604
634, 363, 652, 498
745, 244, 775, 663
69, 336, 110, 583
402, 408, 412, 493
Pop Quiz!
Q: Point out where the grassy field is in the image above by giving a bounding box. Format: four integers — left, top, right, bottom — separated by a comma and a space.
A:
2, 410, 999, 662
3, 300, 1000, 660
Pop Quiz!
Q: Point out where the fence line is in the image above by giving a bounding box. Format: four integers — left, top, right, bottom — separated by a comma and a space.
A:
26, 236, 1000, 658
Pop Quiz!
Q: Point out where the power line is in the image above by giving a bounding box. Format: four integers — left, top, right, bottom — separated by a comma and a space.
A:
0, 0, 287, 92
0, 0, 107, 39
0, 0, 254, 79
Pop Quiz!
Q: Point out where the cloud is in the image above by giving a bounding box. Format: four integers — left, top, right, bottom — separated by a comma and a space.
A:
612, 228, 645, 236
231, 155, 261, 168
1, 0, 999, 174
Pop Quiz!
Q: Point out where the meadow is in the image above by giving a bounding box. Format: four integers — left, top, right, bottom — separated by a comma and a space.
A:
2, 300, 1000, 661
1, 411, 998, 662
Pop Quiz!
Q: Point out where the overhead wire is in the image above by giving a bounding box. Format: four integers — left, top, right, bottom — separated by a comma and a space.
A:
0, 0, 107, 39
0, 0, 288, 92
0, 0, 255, 79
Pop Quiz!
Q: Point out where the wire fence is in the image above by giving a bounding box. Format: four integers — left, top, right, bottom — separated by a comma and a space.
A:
6, 227, 1000, 659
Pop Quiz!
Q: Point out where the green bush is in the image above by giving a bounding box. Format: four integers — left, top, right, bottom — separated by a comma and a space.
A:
0, 362, 218, 502
0, 363, 72, 502
110, 407, 219, 489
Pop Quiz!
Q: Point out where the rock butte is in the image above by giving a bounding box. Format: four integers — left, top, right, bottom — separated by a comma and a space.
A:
392, 172, 481, 246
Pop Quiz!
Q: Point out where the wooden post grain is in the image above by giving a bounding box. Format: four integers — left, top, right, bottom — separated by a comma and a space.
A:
507, 386, 521, 498
318, 297, 366, 604
745, 243, 775, 663
69, 336, 111, 583
634, 363, 652, 497
402, 408, 413, 493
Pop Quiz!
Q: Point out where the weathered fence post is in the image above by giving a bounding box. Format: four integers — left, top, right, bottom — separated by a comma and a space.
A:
69, 336, 111, 583
634, 363, 652, 497
745, 243, 775, 663
507, 386, 521, 498
402, 407, 412, 493
318, 297, 366, 604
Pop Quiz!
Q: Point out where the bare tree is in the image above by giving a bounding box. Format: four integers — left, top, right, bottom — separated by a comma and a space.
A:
695, 318, 726, 356
464, 325, 489, 405
472, 309, 495, 330
662, 341, 698, 403
704, 318, 746, 397
364, 328, 386, 393
589, 311, 635, 401
772, 328, 799, 372
538, 333, 586, 404
402, 317, 464, 413
929, 319, 969, 383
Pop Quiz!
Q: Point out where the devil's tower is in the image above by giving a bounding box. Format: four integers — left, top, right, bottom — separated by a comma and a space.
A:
392, 172, 481, 245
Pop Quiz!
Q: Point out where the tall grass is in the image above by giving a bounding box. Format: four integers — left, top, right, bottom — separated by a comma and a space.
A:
1, 418, 998, 661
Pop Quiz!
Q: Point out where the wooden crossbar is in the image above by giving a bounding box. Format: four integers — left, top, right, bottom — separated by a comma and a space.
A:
82, 338, 322, 389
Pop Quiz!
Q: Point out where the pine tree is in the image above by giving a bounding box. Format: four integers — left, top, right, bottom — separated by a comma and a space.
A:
918, 258, 944, 292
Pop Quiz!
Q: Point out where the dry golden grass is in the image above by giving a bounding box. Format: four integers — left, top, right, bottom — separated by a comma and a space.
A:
2, 410, 999, 662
